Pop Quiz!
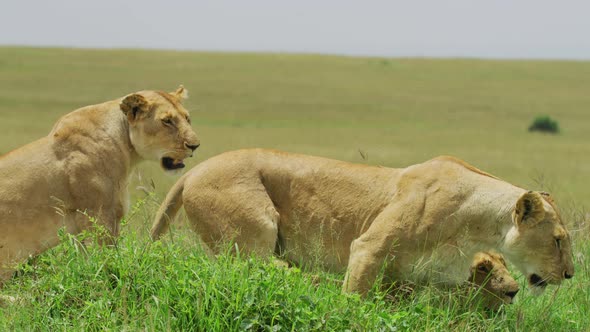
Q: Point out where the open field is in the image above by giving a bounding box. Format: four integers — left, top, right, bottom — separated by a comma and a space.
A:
0, 47, 589, 330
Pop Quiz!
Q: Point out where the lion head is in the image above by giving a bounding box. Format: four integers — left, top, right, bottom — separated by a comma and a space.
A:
120, 86, 200, 173
469, 251, 519, 311
502, 191, 574, 295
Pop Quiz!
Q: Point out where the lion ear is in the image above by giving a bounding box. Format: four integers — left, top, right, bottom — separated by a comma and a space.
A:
539, 191, 555, 204
171, 85, 189, 101
514, 191, 545, 227
120, 93, 150, 122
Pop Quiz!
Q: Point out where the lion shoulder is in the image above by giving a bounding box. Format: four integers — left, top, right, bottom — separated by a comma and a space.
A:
427, 155, 501, 180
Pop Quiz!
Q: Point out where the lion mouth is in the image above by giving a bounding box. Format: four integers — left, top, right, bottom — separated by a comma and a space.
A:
504, 290, 518, 303
161, 157, 185, 170
529, 274, 548, 288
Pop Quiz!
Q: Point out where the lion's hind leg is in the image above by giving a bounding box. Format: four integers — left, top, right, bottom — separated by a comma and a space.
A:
183, 183, 280, 259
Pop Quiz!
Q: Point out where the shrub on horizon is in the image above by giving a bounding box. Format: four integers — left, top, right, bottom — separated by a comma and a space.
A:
528, 115, 560, 134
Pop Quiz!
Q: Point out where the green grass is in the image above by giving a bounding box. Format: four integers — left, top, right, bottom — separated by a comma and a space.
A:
1, 212, 588, 331
0, 47, 589, 330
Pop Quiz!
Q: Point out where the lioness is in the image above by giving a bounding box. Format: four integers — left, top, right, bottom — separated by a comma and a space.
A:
0, 86, 199, 283
150, 149, 574, 295
468, 251, 519, 310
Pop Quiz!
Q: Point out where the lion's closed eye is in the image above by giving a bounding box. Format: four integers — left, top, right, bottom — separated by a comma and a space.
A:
555, 238, 561, 250
162, 118, 174, 126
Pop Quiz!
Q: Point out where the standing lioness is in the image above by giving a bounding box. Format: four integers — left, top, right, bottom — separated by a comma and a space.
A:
0, 86, 199, 283
151, 149, 574, 295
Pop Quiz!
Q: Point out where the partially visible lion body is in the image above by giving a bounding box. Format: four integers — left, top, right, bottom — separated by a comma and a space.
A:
468, 251, 519, 310
0, 87, 199, 282
0, 103, 133, 276
151, 149, 574, 294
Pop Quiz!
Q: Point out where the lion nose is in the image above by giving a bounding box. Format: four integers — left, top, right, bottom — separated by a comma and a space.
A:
505, 290, 519, 300
564, 271, 574, 279
185, 142, 200, 152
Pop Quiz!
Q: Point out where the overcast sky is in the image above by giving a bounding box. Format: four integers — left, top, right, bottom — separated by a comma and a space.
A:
1, 0, 589, 59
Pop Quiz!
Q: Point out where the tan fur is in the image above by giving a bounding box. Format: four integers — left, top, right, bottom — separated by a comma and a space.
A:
150, 149, 574, 295
0, 87, 199, 283
468, 251, 519, 311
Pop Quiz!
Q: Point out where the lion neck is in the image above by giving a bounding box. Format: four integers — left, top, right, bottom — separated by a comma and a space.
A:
118, 110, 143, 169
461, 184, 526, 254
107, 107, 143, 174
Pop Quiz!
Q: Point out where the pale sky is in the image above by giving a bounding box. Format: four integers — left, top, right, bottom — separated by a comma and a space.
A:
1, 0, 589, 59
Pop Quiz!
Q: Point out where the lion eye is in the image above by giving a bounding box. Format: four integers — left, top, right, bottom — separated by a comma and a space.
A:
555, 238, 561, 250
162, 118, 173, 126
477, 262, 491, 273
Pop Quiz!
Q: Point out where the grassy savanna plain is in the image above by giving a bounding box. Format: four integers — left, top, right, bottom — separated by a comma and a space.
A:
0, 47, 589, 330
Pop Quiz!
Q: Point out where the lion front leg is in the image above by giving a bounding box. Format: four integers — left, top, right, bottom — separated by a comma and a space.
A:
0, 267, 15, 286
91, 208, 123, 246
67, 204, 124, 246
67, 170, 127, 245
342, 208, 400, 295
343, 235, 392, 295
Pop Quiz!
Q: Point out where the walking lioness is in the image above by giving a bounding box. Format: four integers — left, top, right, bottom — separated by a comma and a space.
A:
0, 86, 199, 283
151, 149, 573, 295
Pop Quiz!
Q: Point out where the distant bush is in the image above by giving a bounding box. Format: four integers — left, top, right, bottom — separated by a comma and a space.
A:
528, 115, 560, 133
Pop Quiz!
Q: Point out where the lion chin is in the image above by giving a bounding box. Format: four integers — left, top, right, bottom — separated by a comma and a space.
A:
161, 157, 188, 175
161, 157, 186, 170
528, 274, 549, 296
